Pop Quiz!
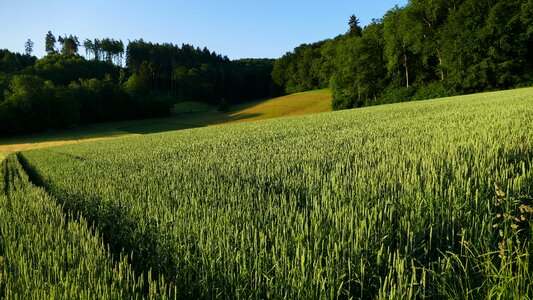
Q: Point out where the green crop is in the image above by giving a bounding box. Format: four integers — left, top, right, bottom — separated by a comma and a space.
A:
11, 88, 533, 298
0, 155, 172, 299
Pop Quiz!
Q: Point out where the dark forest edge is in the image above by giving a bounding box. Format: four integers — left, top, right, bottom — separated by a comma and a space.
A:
1, 0, 532, 136
273, 0, 533, 109
0, 39, 279, 136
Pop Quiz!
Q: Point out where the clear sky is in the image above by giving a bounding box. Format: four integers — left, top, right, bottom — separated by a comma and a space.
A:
0, 0, 408, 60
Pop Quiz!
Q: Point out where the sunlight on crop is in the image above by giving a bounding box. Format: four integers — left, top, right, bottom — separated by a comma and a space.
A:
7, 87, 533, 299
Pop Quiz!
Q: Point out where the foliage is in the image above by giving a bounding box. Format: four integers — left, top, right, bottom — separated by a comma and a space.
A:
24, 39, 34, 56
331, 21, 386, 109
0, 35, 275, 136
0, 49, 36, 74
275, 0, 533, 110
0, 75, 60, 133
377, 86, 416, 104
412, 81, 457, 101
272, 39, 340, 94
59, 35, 80, 55
348, 15, 363, 37
0, 73, 12, 102
32, 53, 119, 85
0, 73, 172, 135
126, 40, 275, 105
21, 88, 533, 299
45, 31, 56, 55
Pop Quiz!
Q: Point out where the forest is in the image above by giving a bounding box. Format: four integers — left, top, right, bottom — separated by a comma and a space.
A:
0, 35, 276, 135
1, 0, 532, 135
273, 0, 533, 109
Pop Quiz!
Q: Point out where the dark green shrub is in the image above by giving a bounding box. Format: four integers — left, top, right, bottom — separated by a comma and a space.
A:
412, 82, 457, 101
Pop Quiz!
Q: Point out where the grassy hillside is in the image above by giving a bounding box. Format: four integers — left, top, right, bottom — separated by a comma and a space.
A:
0, 89, 332, 155
13, 87, 533, 298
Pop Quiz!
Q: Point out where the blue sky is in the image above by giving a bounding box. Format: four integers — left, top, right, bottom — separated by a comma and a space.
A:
0, 0, 408, 60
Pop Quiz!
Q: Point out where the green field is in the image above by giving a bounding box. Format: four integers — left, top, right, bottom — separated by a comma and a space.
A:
1, 88, 533, 298
0, 89, 332, 156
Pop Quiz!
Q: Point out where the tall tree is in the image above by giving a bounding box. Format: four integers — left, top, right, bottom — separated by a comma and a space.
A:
332, 21, 386, 109
83, 39, 94, 60
523, 0, 533, 72
45, 31, 56, 55
331, 37, 360, 109
24, 39, 34, 56
383, 7, 416, 88
93, 39, 101, 61
407, 0, 461, 82
100, 38, 115, 63
57, 35, 65, 52
348, 15, 363, 37
112, 40, 125, 66
61, 35, 80, 55
440, 0, 526, 91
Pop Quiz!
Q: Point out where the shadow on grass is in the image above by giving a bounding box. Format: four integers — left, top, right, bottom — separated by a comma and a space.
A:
117, 122, 201, 135
174, 111, 263, 127
0, 111, 264, 153
221, 112, 263, 122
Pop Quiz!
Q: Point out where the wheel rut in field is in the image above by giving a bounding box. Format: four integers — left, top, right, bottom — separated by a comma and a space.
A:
15, 152, 176, 297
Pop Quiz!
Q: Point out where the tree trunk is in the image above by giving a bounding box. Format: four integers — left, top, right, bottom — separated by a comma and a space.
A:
436, 49, 445, 81
403, 51, 410, 88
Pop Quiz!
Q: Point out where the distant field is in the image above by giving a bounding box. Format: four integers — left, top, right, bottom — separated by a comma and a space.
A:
9, 87, 533, 298
0, 89, 332, 155
215, 88, 333, 122
170, 88, 333, 126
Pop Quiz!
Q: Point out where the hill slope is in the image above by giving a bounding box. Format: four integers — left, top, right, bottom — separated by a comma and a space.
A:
16, 87, 533, 298
0, 89, 332, 154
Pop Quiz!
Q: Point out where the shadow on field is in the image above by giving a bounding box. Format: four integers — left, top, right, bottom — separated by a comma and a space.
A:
222, 112, 263, 122
117, 122, 201, 134
1, 88, 331, 153
173, 111, 263, 127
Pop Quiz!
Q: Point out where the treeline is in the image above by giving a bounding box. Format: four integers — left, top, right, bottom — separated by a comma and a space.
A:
0, 33, 277, 136
125, 40, 277, 104
273, 0, 533, 109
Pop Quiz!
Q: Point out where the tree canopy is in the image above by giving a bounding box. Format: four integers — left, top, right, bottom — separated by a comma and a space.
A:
273, 0, 532, 109
0, 34, 277, 136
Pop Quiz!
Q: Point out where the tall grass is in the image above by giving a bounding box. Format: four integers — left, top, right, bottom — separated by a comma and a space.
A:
20, 88, 533, 298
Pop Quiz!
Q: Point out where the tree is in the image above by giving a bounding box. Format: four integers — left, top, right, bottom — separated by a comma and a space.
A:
24, 39, 34, 56
523, 0, 533, 73
483, 0, 528, 88
45, 31, 56, 55
112, 40, 125, 66
439, 0, 528, 91
331, 21, 387, 109
1, 75, 56, 132
383, 7, 416, 88
348, 15, 363, 37
100, 38, 124, 64
354, 22, 387, 104
407, 0, 461, 82
93, 39, 102, 61
271, 41, 330, 94
331, 37, 359, 109
58, 35, 64, 50
61, 35, 80, 55
83, 39, 94, 60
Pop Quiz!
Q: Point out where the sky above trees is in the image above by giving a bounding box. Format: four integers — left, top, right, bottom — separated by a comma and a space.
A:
0, 0, 407, 59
